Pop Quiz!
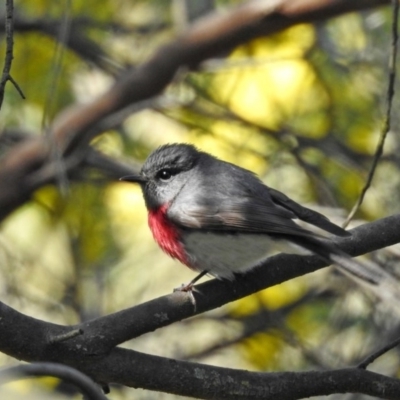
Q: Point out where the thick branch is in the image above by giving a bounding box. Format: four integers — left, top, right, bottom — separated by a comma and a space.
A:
0, 215, 399, 367
77, 213, 400, 351
1, 304, 400, 399
89, 348, 400, 399
32, 347, 400, 399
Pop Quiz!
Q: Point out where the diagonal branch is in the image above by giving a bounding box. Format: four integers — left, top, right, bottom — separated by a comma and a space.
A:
0, 214, 399, 361
75, 213, 400, 351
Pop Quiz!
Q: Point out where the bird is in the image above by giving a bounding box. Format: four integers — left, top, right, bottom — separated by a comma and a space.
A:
120, 143, 382, 291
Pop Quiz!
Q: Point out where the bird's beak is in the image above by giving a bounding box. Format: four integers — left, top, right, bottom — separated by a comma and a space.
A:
119, 175, 147, 184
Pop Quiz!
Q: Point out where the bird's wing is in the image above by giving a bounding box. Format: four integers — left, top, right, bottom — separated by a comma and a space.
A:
168, 196, 321, 237
267, 188, 350, 237
167, 158, 349, 238
168, 183, 350, 238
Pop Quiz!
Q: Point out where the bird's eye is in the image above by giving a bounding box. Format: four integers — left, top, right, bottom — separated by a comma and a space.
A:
157, 169, 174, 181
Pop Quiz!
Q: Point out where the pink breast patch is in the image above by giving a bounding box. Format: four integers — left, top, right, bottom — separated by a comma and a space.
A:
148, 205, 188, 266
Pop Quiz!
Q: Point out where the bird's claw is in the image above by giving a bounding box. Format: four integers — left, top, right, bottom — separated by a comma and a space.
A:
173, 282, 194, 292
173, 282, 197, 309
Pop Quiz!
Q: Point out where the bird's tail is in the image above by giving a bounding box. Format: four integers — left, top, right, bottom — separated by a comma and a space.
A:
291, 234, 400, 308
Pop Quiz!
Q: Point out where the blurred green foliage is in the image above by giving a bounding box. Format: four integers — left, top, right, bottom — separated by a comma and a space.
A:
1, 1, 400, 399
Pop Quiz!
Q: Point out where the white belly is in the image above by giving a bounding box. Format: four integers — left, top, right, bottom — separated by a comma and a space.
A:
182, 231, 306, 280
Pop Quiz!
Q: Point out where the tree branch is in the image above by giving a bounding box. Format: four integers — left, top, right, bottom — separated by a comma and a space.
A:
51, 347, 400, 399
357, 336, 400, 370
343, 0, 399, 227
0, 0, 22, 109
0, 362, 109, 400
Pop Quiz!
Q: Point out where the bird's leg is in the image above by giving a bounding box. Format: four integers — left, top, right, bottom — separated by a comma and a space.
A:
174, 270, 208, 293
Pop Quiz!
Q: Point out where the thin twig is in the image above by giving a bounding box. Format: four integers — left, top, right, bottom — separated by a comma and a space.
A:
357, 336, 400, 369
42, 0, 72, 129
44, 0, 73, 197
8, 74, 25, 99
0, 0, 21, 109
0, 362, 109, 400
343, 0, 399, 227
48, 328, 84, 344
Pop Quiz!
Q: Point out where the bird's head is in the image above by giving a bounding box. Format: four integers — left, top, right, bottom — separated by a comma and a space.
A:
120, 143, 201, 210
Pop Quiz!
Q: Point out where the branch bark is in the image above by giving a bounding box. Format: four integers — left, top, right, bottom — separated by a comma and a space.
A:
77, 348, 400, 400
0, 0, 15, 108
